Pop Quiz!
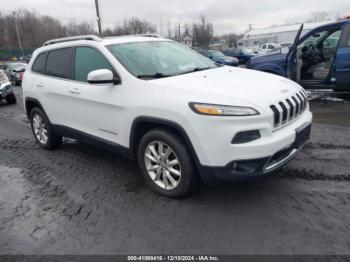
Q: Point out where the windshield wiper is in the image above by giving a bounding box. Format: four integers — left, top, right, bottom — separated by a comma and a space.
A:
178, 67, 213, 75
137, 73, 173, 79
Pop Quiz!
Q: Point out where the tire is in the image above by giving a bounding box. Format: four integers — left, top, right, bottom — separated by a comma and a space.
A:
138, 128, 198, 198
30, 107, 62, 150
5, 93, 16, 104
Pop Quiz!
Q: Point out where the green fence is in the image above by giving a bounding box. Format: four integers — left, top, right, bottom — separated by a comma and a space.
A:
0, 48, 35, 58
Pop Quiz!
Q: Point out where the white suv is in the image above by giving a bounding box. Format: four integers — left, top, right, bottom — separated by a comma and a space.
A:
22, 35, 312, 198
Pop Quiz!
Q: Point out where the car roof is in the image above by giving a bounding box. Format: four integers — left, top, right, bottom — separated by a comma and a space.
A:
35, 35, 173, 55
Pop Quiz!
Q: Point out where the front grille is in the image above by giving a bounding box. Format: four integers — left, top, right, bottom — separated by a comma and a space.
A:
270, 90, 308, 128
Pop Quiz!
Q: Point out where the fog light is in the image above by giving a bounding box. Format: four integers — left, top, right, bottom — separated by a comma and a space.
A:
232, 130, 261, 144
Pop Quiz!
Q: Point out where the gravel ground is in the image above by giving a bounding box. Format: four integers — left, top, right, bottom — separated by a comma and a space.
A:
0, 87, 350, 255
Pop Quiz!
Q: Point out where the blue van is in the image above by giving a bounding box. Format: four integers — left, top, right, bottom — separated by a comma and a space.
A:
249, 19, 350, 90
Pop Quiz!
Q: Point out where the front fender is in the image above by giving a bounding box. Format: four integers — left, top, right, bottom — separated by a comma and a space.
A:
251, 63, 286, 77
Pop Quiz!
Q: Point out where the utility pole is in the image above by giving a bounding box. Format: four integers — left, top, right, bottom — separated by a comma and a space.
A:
95, 0, 102, 36
248, 24, 252, 32
13, 12, 24, 57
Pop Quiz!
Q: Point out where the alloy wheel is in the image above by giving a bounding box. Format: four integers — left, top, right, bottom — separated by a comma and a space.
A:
144, 141, 181, 190
32, 114, 48, 144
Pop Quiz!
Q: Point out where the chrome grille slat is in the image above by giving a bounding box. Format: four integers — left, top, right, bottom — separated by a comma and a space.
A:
270, 91, 308, 130
291, 96, 299, 115
276, 103, 284, 126
296, 93, 304, 112
286, 99, 294, 119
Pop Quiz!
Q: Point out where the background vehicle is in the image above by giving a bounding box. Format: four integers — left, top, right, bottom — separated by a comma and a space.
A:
223, 47, 256, 65
0, 70, 16, 104
249, 19, 350, 91
0, 62, 27, 86
199, 49, 239, 66
23, 35, 311, 198
259, 43, 282, 54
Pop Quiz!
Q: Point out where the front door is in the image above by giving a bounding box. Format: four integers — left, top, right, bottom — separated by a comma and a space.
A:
67, 46, 124, 145
294, 26, 341, 89
286, 25, 304, 81
335, 24, 350, 90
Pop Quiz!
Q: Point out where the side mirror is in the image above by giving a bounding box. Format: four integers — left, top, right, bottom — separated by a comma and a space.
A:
87, 69, 120, 85
281, 46, 290, 54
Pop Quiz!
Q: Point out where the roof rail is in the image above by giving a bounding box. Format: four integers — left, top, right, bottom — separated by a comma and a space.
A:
138, 34, 162, 38
103, 34, 163, 40
43, 35, 102, 46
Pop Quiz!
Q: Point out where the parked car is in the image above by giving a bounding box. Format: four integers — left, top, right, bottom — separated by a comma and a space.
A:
0, 62, 27, 86
249, 19, 350, 91
0, 70, 16, 104
259, 43, 282, 55
23, 35, 312, 198
199, 49, 239, 66
223, 47, 256, 65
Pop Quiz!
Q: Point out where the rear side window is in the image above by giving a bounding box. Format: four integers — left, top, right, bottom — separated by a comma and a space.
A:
32, 53, 46, 74
74, 47, 113, 82
46, 48, 73, 79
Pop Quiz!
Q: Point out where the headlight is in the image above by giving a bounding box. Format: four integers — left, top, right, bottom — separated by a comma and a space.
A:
0, 84, 11, 90
189, 103, 259, 116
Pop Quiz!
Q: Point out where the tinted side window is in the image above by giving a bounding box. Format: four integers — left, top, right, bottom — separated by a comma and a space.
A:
74, 47, 113, 82
32, 53, 46, 74
46, 48, 73, 79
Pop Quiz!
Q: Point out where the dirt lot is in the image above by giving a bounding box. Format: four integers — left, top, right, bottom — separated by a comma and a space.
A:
0, 86, 350, 255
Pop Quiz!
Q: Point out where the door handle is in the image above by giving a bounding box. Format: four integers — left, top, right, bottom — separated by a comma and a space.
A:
69, 88, 81, 94
36, 82, 44, 88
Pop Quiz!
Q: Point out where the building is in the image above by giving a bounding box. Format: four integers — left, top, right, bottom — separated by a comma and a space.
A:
179, 33, 193, 48
238, 21, 333, 51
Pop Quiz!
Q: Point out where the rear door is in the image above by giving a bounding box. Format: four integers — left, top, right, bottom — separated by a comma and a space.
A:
335, 23, 350, 89
41, 47, 75, 127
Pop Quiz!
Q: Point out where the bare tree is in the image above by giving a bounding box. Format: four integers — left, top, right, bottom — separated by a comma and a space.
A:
110, 17, 157, 36
192, 16, 214, 48
307, 11, 331, 22
0, 8, 96, 49
66, 20, 95, 36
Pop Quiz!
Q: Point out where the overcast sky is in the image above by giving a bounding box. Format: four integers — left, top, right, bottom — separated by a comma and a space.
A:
1, 0, 349, 34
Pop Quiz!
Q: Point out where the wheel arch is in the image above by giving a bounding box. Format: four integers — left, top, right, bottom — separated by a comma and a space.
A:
25, 97, 44, 119
129, 116, 201, 167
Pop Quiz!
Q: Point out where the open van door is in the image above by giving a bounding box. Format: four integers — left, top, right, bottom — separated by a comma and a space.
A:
335, 23, 350, 90
285, 24, 304, 81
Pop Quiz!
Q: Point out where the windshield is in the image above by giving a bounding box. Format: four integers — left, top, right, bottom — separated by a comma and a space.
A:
241, 47, 254, 54
12, 63, 27, 71
107, 41, 217, 79
209, 50, 225, 58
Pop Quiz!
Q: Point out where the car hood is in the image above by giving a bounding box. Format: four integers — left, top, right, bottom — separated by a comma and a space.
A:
250, 51, 286, 64
152, 66, 302, 110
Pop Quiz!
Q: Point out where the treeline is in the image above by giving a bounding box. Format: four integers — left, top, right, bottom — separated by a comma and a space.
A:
0, 9, 215, 49
0, 9, 95, 48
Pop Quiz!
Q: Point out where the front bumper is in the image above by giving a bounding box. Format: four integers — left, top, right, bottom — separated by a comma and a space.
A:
198, 122, 311, 183
183, 107, 312, 183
